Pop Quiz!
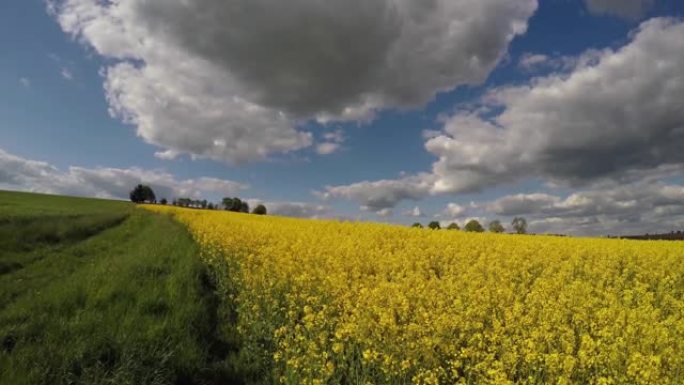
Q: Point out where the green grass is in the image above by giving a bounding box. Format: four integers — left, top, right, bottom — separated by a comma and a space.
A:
0, 190, 131, 218
0, 190, 253, 384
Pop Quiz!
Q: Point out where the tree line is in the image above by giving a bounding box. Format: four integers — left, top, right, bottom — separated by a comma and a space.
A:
129, 184, 528, 231
129, 184, 267, 215
412, 217, 528, 234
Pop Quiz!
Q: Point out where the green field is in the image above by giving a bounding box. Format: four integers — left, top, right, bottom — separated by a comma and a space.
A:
0, 191, 251, 385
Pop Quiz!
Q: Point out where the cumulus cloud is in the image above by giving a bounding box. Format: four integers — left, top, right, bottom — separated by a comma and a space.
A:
320, 174, 434, 213
434, 203, 478, 228
429, 18, 684, 193
0, 148, 247, 200
49, 0, 536, 162
326, 19, 684, 214
482, 180, 684, 235
485, 193, 560, 216
246, 199, 332, 219
585, 0, 653, 20
445, 203, 466, 217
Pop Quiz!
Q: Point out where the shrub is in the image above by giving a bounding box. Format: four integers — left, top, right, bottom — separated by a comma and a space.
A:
252, 204, 267, 215
464, 220, 484, 233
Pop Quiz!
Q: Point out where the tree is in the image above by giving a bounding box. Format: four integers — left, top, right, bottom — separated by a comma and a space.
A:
129, 184, 156, 204
464, 219, 484, 232
252, 204, 267, 215
488, 220, 505, 233
428, 221, 441, 230
511, 217, 528, 234
222, 197, 234, 210
224, 197, 239, 211
223, 197, 248, 212
207, 202, 215, 210
411, 222, 423, 228
447, 222, 460, 230
160, 198, 167, 205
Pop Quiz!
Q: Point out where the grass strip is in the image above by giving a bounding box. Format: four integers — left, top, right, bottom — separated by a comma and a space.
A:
0, 203, 251, 384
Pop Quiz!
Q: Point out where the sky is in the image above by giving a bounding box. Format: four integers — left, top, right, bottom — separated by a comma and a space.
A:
2, 0, 684, 236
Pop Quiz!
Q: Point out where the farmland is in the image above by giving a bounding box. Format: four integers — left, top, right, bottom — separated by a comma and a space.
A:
2, 190, 683, 384
146, 205, 684, 385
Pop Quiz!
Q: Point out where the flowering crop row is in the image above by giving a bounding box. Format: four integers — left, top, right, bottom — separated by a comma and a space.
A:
144, 205, 684, 385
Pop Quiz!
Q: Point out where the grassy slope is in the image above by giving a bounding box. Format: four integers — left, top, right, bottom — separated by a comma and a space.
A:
0, 190, 131, 218
0, 191, 248, 385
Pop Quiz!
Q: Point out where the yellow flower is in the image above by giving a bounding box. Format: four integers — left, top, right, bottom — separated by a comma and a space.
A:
142, 204, 684, 385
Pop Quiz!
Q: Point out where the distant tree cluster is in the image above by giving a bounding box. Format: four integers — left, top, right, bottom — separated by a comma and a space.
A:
252, 204, 267, 215
175, 198, 209, 208
488, 220, 505, 233
220, 198, 268, 215
223, 197, 249, 213
464, 220, 484, 233
447, 223, 460, 230
129, 184, 156, 204
618, 230, 684, 241
511, 217, 527, 234
411, 217, 527, 234
129, 185, 267, 215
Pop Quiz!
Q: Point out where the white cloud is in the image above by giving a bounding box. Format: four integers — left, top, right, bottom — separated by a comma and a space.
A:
325, 19, 684, 224
320, 173, 434, 212
485, 193, 560, 216
481, 180, 684, 235
49, 0, 537, 162
61, 68, 74, 80
518, 53, 576, 72
404, 206, 424, 217
375, 208, 393, 218
518, 53, 548, 70
428, 19, 684, 194
315, 142, 341, 156
246, 199, 332, 219
445, 203, 466, 217
585, 0, 653, 20
0, 148, 247, 200
315, 130, 346, 155
19, 77, 31, 88
322, 130, 345, 144
434, 203, 478, 228
421, 129, 442, 140
102, 62, 313, 163
153, 150, 180, 160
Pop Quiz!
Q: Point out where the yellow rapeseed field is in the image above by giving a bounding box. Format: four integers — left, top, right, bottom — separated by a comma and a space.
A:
145, 205, 684, 385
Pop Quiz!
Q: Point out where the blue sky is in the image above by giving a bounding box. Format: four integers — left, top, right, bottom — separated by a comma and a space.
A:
2, 0, 684, 235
